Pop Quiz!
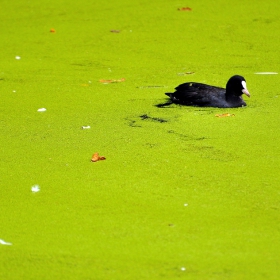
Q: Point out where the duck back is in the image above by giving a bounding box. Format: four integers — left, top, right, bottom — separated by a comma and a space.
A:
166, 82, 228, 107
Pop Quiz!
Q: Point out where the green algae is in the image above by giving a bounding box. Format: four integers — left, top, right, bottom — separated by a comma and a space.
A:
1, 0, 280, 279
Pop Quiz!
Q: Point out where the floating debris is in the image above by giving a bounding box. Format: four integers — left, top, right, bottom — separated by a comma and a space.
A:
0, 239, 12, 246
50, 28, 56, 33
215, 113, 235, 118
177, 71, 195, 75
99, 78, 125, 84
178, 7, 192, 11
15, 56, 21, 60
254, 72, 278, 75
31, 185, 40, 192
37, 108, 47, 112
81, 81, 92, 86
140, 114, 167, 123
91, 152, 106, 162
81, 126, 91, 130
137, 85, 166, 89
110, 30, 120, 33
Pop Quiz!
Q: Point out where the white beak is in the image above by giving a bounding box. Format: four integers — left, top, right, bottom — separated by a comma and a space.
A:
242, 88, 250, 97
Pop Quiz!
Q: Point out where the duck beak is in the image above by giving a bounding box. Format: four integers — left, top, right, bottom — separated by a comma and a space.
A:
242, 88, 250, 97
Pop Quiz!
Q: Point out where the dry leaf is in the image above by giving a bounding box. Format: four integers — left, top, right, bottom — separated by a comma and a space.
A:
99, 78, 125, 84
91, 153, 106, 162
91, 153, 99, 162
50, 28, 56, 33
110, 30, 120, 33
215, 113, 235, 118
178, 7, 192, 11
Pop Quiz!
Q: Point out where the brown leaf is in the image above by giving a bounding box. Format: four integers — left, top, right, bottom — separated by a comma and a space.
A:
178, 7, 192, 11
91, 153, 106, 162
215, 113, 235, 118
99, 78, 125, 84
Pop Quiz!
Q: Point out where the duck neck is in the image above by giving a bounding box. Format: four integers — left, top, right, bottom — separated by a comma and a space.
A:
225, 90, 245, 107
225, 89, 239, 102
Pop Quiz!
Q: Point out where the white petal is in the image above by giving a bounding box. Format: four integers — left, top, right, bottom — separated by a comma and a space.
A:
254, 72, 278, 75
81, 126, 91, 129
181, 267, 186, 271
31, 185, 40, 192
37, 108, 47, 112
0, 239, 12, 245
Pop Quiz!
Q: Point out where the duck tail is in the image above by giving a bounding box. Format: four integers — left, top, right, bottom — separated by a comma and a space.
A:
165, 92, 172, 97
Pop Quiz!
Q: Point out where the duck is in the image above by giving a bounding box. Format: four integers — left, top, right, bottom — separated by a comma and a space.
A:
165, 75, 250, 108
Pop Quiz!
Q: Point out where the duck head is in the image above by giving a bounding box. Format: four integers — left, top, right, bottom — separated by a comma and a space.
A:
226, 75, 250, 98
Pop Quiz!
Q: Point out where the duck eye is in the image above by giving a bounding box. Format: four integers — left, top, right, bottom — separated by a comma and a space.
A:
241, 81, 247, 89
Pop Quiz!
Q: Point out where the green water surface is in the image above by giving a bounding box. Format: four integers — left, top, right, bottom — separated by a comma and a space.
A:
1, 0, 280, 279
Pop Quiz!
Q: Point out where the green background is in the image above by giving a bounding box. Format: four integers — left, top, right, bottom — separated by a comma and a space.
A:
1, 0, 280, 279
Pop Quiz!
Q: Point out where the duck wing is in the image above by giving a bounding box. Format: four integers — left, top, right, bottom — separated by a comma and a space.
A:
166, 82, 228, 107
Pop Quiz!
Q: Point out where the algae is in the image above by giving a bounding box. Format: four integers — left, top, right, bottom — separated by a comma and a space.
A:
1, 0, 280, 279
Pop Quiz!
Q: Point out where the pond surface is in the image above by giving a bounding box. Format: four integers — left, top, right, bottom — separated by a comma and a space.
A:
1, 0, 280, 279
